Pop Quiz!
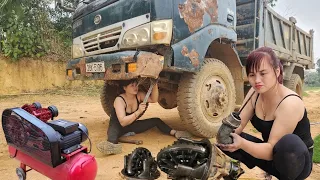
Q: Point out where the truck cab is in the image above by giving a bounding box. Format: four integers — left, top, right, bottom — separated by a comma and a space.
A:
59, 0, 314, 138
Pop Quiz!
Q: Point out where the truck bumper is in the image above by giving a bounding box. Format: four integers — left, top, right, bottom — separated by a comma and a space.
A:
66, 51, 164, 80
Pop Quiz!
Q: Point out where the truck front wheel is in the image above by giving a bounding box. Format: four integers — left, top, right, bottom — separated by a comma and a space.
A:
100, 81, 120, 117
177, 58, 236, 137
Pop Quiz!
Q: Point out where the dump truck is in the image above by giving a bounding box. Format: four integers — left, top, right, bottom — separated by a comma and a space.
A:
58, 0, 315, 137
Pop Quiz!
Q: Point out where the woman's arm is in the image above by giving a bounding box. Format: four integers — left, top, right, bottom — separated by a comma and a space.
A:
235, 87, 256, 134
114, 97, 145, 127
240, 95, 304, 160
138, 83, 159, 103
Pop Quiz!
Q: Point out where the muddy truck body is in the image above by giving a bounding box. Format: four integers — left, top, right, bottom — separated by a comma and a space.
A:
59, 0, 314, 137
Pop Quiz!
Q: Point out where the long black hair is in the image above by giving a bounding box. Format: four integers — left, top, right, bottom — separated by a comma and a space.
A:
118, 79, 138, 94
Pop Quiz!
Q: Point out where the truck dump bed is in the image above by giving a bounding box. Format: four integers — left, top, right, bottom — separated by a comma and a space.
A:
236, 0, 314, 69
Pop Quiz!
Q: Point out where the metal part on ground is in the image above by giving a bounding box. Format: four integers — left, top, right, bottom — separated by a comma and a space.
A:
157, 138, 244, 180
118, 138, 143, 145
216, 112, 241, 144
121, 147, 160, 180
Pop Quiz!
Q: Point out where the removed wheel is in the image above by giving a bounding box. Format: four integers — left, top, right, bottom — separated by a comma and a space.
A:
177, 58, 236, 137
284, 74, 303, 97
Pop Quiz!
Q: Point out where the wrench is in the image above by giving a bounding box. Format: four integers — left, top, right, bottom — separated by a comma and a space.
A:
143, 78, 159, 104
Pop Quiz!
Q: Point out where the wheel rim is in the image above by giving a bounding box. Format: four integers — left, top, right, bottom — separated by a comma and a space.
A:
16, 168, 25, 180
200, 75, 229, 122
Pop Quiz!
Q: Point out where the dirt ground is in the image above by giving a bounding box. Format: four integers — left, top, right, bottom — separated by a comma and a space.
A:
0, 88, 319, 180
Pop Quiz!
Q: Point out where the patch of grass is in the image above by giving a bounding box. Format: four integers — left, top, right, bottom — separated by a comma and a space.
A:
313, 134, 320, 163
304, 86, 320, 92
303, 91, 310, 97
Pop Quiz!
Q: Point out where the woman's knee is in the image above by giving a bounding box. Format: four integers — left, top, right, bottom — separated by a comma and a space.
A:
273, 134, 309, 176
273, 134, 306, 153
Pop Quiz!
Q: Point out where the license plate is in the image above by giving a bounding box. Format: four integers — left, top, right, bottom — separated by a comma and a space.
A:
86, 62, 105, 72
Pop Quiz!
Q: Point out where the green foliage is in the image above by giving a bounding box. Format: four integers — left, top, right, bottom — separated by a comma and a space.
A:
0, 0, 73, 60
1, 13, 47, 60
305, 71, 320, 87
313, 134, 320, 163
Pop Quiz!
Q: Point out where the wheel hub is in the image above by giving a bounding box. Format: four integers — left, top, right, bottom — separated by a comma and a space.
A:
201, 76, 229, 120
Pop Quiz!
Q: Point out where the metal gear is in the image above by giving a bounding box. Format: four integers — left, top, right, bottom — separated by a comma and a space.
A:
157, 138, 209, 180
121, 147, 160, 180
157, 138, 245, 180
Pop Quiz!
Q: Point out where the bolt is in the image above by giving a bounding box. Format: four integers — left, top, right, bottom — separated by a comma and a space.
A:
206, 84, 211, 91
206, 100, 209, 108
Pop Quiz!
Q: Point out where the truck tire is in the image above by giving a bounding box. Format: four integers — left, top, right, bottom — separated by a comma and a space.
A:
284, 74, 303, 97
177, 58, 236, 137
101, 81, 120, 117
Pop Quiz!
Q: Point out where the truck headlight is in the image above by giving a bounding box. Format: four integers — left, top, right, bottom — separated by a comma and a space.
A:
72, 44, 84, 59
122, 23, 151, 48
72, 37, 84, 59
121, 20, 172, 48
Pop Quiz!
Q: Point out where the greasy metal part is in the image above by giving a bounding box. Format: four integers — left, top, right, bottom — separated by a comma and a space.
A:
158, 90, 178, 109
157, 139, 208, 179
205, 41, 245, 106
143, 79, 159, 104
178, 0, 218, 33
216, 112, 241, 144
121, 147, 160, 180
157, 138, 244, 179
201, 76, 229, 120
210, 144, 244, 180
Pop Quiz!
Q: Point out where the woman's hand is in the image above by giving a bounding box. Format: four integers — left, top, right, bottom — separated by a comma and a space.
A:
216, 133, 243, 152
137, 103, 147, 114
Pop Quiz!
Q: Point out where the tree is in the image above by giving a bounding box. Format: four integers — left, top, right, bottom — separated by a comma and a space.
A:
305, 71, 320, 87
0, 0, 73, 60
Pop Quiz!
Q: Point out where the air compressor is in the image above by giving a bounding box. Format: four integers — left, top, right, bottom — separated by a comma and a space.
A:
1, 102, 97, 180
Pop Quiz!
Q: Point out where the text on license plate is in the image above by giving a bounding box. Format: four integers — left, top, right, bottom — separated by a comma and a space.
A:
86, 62, 105, 72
